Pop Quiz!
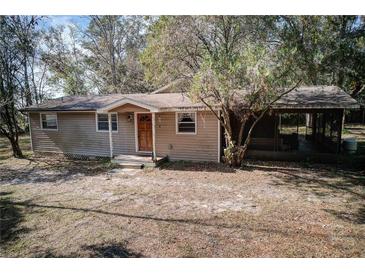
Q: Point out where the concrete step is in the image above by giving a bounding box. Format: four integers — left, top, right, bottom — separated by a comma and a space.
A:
111, 155, 168, 169
111, 159, 144, 169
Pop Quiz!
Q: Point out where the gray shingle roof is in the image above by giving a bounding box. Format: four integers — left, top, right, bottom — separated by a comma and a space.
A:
275, 86, 359, 109
23, 93, 205, 112
23, 85, 359, 112
232, 86, 359, 110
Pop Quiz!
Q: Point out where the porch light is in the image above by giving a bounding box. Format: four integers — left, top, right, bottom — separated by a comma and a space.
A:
127, 113, 133, 122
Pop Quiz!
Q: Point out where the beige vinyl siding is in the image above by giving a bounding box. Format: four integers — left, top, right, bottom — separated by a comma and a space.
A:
155, 111, 218, 162
30, 112, 138, 157
30, 113, 62, 153
30, 112, 111, 157
113, 113, 137, 155
29, 110, 219, 161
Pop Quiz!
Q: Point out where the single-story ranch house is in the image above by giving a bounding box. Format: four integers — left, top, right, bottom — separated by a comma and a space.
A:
23, 85, 359, 165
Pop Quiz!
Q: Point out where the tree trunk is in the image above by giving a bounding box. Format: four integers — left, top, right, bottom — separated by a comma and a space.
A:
223, 110, 269, 167
8, 135, 24, 158
24, 56, 32, 106
227, 145, 247, 167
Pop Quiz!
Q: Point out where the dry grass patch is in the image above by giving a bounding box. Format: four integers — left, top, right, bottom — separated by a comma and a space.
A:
0, 135, 364, 257
0, 160, 363, 257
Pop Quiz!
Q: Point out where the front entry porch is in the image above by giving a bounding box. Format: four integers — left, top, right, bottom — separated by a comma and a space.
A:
97, 99, 158, 161
101, 105, 163, 168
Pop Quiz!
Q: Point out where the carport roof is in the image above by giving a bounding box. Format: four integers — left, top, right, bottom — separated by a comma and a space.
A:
274, 85, 359, 109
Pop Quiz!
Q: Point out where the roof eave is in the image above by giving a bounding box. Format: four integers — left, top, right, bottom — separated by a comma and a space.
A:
159, 106, 221, 112
273, 104, 360, 110
21, 108, 97, 113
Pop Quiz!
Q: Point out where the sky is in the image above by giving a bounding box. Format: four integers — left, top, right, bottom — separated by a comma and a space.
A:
38, 15, 90, 31
43, 16, 91, 48
38, 16, 90, 50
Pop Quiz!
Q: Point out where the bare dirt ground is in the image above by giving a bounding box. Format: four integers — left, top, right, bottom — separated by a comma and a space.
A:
0, 134, 364, 257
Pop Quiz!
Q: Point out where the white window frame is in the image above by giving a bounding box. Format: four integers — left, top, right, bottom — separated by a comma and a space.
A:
96, 112, 118, 133
175, 111, 197, 135
40, 113, 58, 131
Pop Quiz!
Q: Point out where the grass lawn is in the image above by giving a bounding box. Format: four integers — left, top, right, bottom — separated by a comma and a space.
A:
0, 135, 32, 161
279, 125, 307, 135
0, 131, 364, 257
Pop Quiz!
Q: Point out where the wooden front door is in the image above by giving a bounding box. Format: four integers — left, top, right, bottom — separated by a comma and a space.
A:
137, 113, 153, 151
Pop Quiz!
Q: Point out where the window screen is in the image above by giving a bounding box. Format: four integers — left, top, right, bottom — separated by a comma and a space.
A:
97, 113, 117, 131
177, 112, 196, 133
41, 114, 58, 130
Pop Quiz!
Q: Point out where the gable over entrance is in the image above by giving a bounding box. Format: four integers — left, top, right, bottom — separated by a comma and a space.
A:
97, 97, 159, 113
110, 103, 150, 113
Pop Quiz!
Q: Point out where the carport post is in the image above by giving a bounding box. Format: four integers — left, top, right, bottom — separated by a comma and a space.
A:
152, 112, 156, 161
108, 113, 113, 158
337, 109, 344, 153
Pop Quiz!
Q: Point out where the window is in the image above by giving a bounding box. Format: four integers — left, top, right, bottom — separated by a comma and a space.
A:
41, 114, 58, 130
97, 113, 118, 132
176, 112, 196, 134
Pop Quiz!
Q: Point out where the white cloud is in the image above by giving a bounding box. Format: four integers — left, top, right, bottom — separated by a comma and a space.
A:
48, 15, 75, 28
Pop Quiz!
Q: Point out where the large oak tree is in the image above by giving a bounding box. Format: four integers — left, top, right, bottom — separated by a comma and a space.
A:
142, 16, 300, 166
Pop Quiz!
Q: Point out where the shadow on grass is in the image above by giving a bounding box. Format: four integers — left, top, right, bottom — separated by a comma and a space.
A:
159, 161, 236, 173
247, 162, 365, 224
274, 169, 364, 199
0, 192, 30, 246
82, 242, 143, 258
34, 242, 143, 258
243, 160, 365, 196
324, 205, 365, 225
3, 199, 364, 241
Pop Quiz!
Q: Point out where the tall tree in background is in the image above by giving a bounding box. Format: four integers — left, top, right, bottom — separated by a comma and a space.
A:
276, 16, 365, 100
42, 25, 89, 96
82, 16, 153, 94
273, 16, 327, 85
323, 16, 365, 100
142, 16, 300, 166
1, 16, 53, 157
0, 17, 25, 157
7, 16, 41, 107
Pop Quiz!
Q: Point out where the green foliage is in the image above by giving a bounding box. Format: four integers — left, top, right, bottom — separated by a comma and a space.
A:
141, 16, 186, 87
142, 16, 299, 114
276, 16, 365, 97
0, 16, 40, 157
142, 16, 341, 165
42, 25, 89, 96
42, 16, 156, 96
83, 16, 154, 94
143, 15, 365, 100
